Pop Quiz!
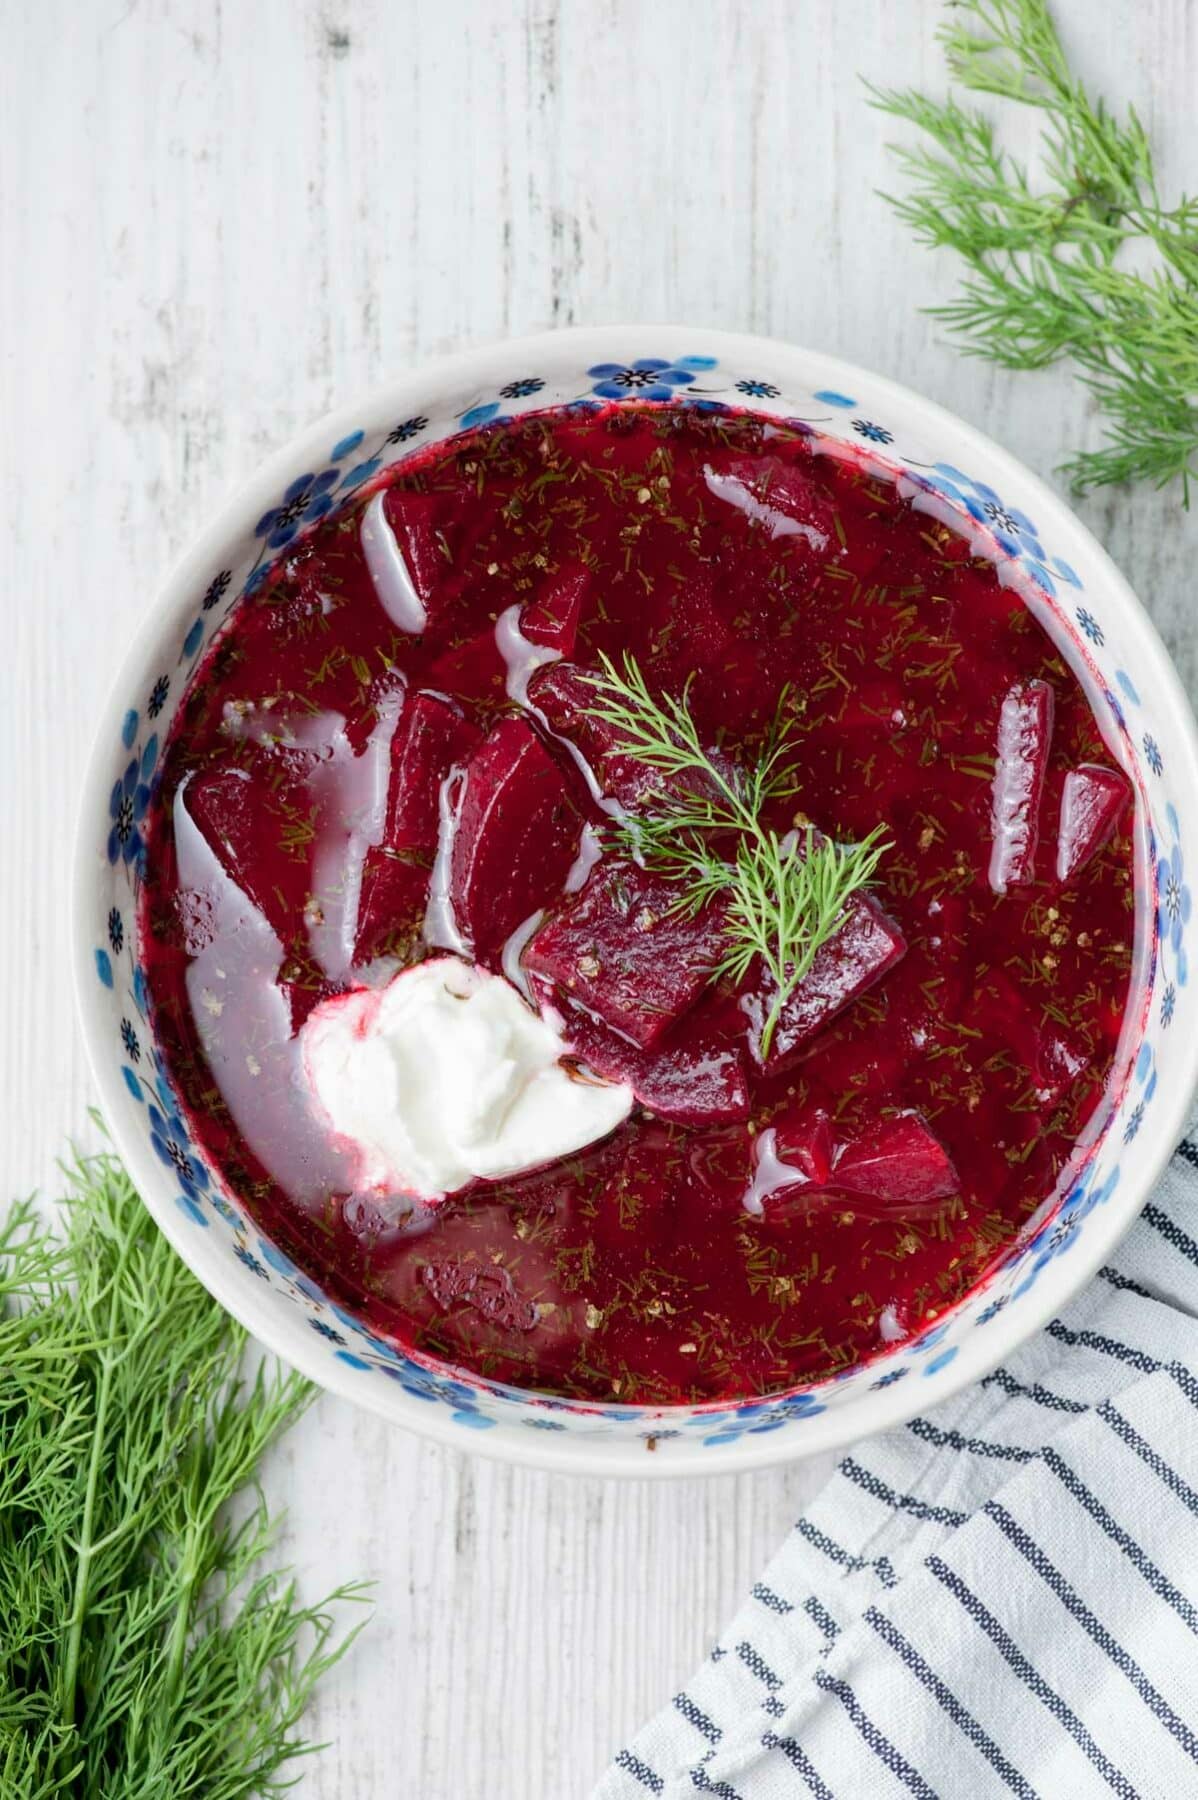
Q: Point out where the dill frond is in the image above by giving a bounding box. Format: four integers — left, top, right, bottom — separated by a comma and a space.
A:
870, 0, 1198, 498
0, 1149, 367, 1797
582, 654, 889, 1056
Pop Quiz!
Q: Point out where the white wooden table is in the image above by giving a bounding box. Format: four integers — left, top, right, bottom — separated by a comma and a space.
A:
4, 3, 1197, 1793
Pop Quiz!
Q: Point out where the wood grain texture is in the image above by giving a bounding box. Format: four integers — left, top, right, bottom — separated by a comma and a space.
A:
2, 1, 1196, 1793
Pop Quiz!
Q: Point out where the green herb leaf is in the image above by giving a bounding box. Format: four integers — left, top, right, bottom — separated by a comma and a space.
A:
870, 0, 1198, 498
0, 1144, 367, 1798
582, 653, 889, 1056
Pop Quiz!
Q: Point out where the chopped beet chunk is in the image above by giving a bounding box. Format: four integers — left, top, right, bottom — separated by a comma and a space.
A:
353, 849, 429, 964
525, 860, 728, 1048
832, 1112, 960, 1214
450, 718, 583, 959
740, 892, 908, 1073
422, 627, 508, 709
528, 660, 736, 810
989, 678, 1055, 894
384, 692, 481, 855
184, 766, 308, 941
774, 1107, 835, 1186
1056, 764, 1131, 883
521, 565, 590, 657
973, 968, 1089, 1107
381, 486, 485, 618
704, 453, 836, 563
540, 982, 749, 1126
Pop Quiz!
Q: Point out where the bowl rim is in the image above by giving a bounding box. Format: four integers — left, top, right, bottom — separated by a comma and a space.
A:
72, 324, 1198, 1477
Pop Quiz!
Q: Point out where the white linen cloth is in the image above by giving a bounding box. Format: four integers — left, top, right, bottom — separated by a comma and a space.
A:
596, 1141, 1198, 1800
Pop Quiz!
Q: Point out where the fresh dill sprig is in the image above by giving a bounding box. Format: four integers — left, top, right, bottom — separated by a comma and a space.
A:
582, 653, 889, 1055
870, 0, 1198, 498
0, 1144, 367, 1798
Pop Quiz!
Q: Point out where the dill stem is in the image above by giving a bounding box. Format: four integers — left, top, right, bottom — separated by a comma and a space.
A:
59, 1229, 134, 1766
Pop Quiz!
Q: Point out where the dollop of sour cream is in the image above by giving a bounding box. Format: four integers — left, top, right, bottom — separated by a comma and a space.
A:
300, 956, 633, 1200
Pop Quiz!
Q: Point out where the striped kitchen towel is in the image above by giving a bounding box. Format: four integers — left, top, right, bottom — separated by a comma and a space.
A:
595, 1140, 1198, 1800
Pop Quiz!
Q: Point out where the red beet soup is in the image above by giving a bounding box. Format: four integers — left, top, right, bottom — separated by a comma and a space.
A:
139, 404, 1135, 1403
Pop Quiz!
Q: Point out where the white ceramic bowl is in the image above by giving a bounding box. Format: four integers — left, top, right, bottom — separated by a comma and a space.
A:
74, 326, 1198, 1475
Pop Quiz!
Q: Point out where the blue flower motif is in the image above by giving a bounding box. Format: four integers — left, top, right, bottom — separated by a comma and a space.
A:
1163, 981, 1177, 1027
871, 1367, 908, 1389
1158, 837, 1191, 977
148, 1098, 209, 1196
523, 1416, 568, 1431
852, 418, 893, 444
460, 402, 502, 430
699, 1391, 825, 1445
107, 757, 151, 866
587, 359, 697, 402
202, 569, 232, 611
120, 1018, 140, 1063
339, 458, 383, 492
107, 907, 124, 954
254, 469, 341, 549
501, 377, 545, 399
921, 466, 1055, 592
736, 379, 780, 399
146, 674, 170, 718
309, 1318, 346, 1345
1076, 607, 1104, 646
387, 415, 428, 444
1143, 734, 1163, 777
234, 1243, 268, 1278
1123, 1101, 1145, 1144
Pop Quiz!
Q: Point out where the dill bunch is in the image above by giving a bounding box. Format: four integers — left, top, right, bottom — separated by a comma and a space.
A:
0, 1146, 366, 1798
871, 0, 1198, 498
583, 654, 888, 1055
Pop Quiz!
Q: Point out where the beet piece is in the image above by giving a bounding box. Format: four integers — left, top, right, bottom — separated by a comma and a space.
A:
422, 628, 508, 709
450, 718, 584, 958
528, 660, 738, 810
832, 1112, 960, 1214
184, 766, 309, 941
521, 565, 590, 657
353, 848, 429, 964
379, 486, 488, 619
384, 692, 482, 855
775, 1107, 835, 1185
525, 859, 728, 1049
539, 982, 749, 1126
740, 892, 908, 1073
704, 454, 836, 559
988, 678, 1055, 894
972, 968, 1089, 1107
1056, 763, 1131, 883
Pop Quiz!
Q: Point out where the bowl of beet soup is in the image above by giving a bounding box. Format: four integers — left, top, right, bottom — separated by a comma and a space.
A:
74, 328, 1198, 1473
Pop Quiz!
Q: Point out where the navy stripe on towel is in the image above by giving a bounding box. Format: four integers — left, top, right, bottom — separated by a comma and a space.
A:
813, 1666, 938, 1798
615, 1749, 663, 1794
865, 1606, 1039, 1800
928, 1555, 1138, 1799
985, 1501, 1198, 1763
761, 1731, 834, 1800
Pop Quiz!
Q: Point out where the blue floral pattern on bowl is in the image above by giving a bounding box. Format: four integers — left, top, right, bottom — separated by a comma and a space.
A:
80, 334, 1196, 1466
